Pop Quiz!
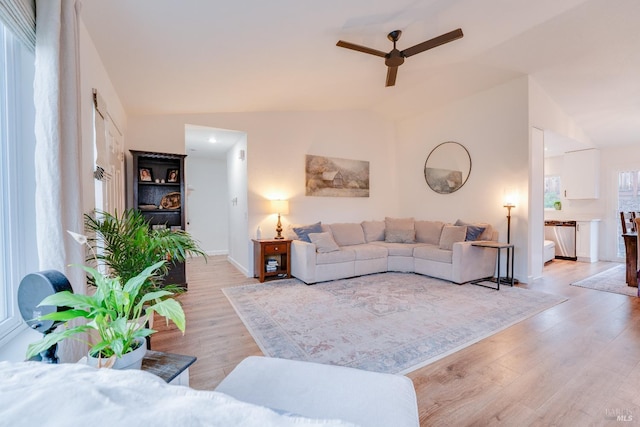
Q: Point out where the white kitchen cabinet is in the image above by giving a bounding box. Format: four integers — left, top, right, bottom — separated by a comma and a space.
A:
576, 220, 599, 262
563, 149, 600, 199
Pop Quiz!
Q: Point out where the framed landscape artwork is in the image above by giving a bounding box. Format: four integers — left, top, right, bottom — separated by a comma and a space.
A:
305, 155, 370, 197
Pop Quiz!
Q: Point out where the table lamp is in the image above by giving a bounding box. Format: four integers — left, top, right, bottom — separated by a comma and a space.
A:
271, 199, 289, 239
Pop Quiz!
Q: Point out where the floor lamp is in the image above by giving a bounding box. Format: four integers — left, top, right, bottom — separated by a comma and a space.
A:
503, 200, 518, 283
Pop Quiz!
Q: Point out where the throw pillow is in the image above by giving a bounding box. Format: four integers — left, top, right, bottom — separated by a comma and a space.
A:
293, 222, 323, 243
384, 217, 415, 243
454, 219, 486, 241
361, 220, 385, 242
439, 225, 467, 250
308, 232, 340, 253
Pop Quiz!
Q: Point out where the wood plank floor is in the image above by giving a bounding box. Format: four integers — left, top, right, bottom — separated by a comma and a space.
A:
152, 256, 640, 426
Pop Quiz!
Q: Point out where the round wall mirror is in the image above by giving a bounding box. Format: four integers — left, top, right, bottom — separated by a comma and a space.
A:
424, 141, 471, 194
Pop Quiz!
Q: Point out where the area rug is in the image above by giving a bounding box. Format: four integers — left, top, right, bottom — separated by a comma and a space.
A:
571, 264, 638, 297
223, 273, 567, 374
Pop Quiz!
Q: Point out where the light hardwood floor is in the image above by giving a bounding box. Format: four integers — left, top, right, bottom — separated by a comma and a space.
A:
152, 256, 640, 426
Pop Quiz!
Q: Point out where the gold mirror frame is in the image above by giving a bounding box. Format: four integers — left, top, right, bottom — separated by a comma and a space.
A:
424, 141, 472, 194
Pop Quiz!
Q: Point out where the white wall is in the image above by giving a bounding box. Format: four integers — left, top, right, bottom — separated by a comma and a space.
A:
227, 138, 249, 274
185, 156, 229, 255
396, 77, 530, 281
126, 110, 398, 275
79, 19, 127, 214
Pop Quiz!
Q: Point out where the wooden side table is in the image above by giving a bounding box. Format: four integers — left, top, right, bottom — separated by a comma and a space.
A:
252, 239, 292, 283
142, 350, 197, 385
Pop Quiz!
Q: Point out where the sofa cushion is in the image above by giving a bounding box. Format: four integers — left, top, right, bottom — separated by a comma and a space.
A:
293, 222, 323, 243
349, 244, 388, 260
414, 220, 444, 245
370, 241, 426, 257
327, 223, 366, 247
454, 219, 486, 241
361, 220, 385, 243
413, 245, 454, 263
384, 217, 415, 243
439, 225, 467, 250
316, 249, 356, 265
309, 232, 340, 253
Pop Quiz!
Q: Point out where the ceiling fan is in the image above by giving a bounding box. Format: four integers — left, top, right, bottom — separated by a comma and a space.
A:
336, 28, 463, 87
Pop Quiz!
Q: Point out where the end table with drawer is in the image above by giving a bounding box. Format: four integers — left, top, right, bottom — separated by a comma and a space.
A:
252, 239, 292, 282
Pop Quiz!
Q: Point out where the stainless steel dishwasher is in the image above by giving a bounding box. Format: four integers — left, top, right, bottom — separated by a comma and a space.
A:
544, 220, 577, 260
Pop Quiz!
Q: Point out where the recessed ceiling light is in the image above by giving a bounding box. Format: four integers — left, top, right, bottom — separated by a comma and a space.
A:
208, 137, 217, 144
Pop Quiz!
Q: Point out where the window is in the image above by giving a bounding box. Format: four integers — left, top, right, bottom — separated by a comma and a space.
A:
617, 170, 640, 257
544, 175, 561, 209
0, 21, 38, 345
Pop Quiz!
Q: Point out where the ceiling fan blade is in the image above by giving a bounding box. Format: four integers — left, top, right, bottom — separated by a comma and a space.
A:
401, 28, 463, 58
386, 66, 398, 87
336, 40, 387, 58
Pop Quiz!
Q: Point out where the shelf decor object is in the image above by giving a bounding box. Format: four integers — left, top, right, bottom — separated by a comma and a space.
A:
271, 199, 289, 240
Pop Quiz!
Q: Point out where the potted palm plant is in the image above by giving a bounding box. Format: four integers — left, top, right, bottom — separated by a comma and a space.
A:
82, 209, 206, 302
25, 260, 185, 369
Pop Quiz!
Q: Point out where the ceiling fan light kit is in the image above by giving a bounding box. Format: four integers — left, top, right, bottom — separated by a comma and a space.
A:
336, 28, 463, 87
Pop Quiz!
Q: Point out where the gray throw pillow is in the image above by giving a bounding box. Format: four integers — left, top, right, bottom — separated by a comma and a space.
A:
293, 222, 323, 243
385, 217, 416, 243
439, 225, 467, 250
309, 232, 340, 253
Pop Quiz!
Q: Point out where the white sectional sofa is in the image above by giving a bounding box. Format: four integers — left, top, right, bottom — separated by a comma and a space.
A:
290, 217, 498, 285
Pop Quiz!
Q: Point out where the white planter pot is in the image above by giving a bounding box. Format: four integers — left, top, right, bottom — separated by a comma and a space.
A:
87, 337, 147, 370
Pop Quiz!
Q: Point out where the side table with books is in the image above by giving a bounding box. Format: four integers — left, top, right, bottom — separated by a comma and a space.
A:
252, 239, 292, 283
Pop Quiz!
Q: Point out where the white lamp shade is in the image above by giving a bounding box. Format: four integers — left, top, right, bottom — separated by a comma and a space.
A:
503, 188, 518, 208
271, 200, 289, 215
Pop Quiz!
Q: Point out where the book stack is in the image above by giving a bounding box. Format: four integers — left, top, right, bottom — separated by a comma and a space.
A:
265, 259, 279, 273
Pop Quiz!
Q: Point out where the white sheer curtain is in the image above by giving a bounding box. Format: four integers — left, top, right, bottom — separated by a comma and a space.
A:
0, 0, 35, 51
33, 0, 85, 363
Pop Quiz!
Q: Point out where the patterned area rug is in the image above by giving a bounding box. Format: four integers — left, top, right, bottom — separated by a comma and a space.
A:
223, 273, 567, 374
571, 264, 638, 297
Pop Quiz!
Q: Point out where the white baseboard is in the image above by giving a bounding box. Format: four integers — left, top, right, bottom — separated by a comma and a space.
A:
205, 250, 229, 256
227, 255, 250, 277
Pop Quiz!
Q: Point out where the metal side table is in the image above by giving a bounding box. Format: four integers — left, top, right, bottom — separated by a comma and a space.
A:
470, 241, 514, 290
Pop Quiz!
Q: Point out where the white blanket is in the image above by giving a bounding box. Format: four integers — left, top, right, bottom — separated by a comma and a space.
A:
0, 361, 357, 427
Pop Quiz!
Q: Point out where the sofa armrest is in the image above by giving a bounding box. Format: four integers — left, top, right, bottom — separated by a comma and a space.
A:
290, 240, 317, 284
451, 241, 498, 284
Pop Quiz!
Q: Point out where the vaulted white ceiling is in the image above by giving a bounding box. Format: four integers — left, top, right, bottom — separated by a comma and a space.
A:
80, 0, 639, 150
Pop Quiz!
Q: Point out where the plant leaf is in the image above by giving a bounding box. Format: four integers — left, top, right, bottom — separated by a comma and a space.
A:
25, 324, 93, 359
38, 291, 95, 310
38, 309, 91, 321
147, 298, 186, 333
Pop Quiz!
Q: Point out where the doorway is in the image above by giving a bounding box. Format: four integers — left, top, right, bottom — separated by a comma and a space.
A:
184, 124, 248, 271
